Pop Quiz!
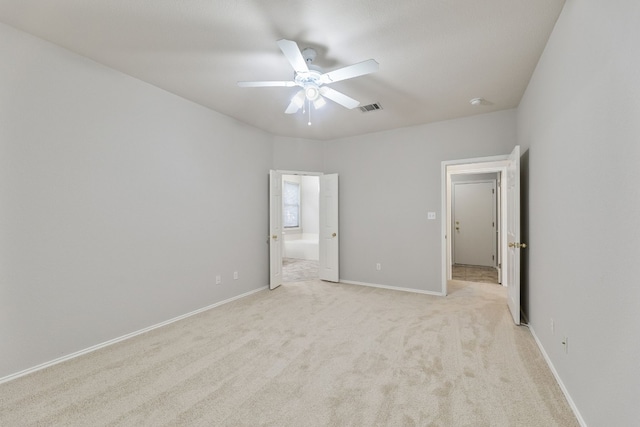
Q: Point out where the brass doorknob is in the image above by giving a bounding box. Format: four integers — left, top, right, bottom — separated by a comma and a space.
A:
455, 227, 460, 231
332, 233, 337, 237
509, 242, 528, 249
272, 235, 278, 240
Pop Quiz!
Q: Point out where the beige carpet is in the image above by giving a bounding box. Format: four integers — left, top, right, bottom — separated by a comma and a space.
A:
282, 257, 319, 282
0, 280, 578, 426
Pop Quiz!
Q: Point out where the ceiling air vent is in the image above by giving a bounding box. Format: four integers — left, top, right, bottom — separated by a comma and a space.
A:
359, 103, 383, 113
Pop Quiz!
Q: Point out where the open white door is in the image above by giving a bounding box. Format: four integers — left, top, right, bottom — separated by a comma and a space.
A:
269, 170, 283, 290
319, 174, 339, 282
506, 146, 522, 324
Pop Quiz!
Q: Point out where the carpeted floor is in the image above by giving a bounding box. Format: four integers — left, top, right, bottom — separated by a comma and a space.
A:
282, 257, 319, 282
0, 280, 578, 426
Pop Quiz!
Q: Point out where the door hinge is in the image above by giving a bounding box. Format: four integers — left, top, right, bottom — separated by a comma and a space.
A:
492, 255, 495, 261
492, 189, 495, 194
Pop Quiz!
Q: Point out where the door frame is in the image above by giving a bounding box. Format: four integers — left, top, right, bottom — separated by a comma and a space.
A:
270, 170, 330, 288
441, 155, 509, 296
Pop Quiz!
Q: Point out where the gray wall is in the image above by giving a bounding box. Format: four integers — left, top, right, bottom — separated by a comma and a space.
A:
7, 5, 636, 423
517, 1, 640, 425
0, 23, 273, 378
323, 111, 516, 292
272, 136, 324, 172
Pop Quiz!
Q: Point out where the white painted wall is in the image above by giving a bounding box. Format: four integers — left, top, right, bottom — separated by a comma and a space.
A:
0, 23, 273, 378
323, 110, 517, 293
301, 175, 319, 236
273, 136, 324, 172
517, 1, 640, 425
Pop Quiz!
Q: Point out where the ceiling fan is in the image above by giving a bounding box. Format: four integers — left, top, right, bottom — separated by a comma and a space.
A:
238, 39, 379, 114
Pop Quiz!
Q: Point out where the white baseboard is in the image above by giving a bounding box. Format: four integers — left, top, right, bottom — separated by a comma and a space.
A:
341, 280, 444, 297
0, 286, 268, 385
527, 324, 588, 427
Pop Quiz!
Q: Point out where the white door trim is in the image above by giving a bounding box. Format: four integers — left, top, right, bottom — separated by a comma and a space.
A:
440, 156, 509, 297
276, 170, 324, 177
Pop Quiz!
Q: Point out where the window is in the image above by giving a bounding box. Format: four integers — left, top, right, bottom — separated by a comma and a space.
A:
283, 181, 300, 228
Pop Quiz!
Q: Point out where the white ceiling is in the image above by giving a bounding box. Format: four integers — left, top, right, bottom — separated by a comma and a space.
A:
0, 0, 565, 140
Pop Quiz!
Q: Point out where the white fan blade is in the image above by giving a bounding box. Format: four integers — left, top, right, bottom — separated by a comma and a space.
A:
238, 80, 296, 87
319, 86, 360, 109
277, 39, 309, 73
285, 89, 305, 114
320, 59, 379, 84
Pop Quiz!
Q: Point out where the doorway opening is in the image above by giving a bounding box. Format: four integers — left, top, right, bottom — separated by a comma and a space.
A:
269, 170, 338, 290
442, 158, 507, 296
451, 173, 500, 285
441, 146, 522, 325
281, 173, 320, 283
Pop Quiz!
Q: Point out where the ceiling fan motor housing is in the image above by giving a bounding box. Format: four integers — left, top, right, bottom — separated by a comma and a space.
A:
301, 47, 317, 63
294, 60, 323, 101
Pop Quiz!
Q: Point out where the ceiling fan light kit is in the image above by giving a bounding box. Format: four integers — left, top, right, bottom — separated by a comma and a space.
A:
313, 96, 326, 109
304, 84, 320, 101
238, 39, 379, 121
470, 97, 485, 106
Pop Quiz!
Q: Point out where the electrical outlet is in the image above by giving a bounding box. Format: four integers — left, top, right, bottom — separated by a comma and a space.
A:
428, 211, 436, 220
550, 318, 554, 335
233, 271, 238, 280
376, 263, 381, 271
215, 275, 221, 285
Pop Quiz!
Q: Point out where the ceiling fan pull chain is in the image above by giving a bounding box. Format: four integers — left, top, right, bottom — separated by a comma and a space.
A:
308, 99, 312, 126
